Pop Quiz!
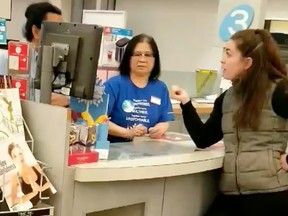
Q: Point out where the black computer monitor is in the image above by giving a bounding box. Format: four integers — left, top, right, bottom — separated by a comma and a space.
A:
35, 21, 103, 102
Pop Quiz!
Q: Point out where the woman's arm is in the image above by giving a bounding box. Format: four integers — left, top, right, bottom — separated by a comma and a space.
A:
10, 175, 19, 205
108, 122, 147, 139
272, 80, 288, 170
10, 175, 38, 206
180, 92, 225, 148
272, 79, 288, 118
149, 122, 169, 139
33, 165, 51, 192
108, 122, 130, 139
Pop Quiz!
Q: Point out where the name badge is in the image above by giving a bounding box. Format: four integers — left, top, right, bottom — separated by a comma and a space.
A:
151, 96, 161, 105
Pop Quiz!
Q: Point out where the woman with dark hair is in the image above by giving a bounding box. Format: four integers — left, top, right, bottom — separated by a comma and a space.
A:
171, 29, 288, 215
104, 34, 174, 143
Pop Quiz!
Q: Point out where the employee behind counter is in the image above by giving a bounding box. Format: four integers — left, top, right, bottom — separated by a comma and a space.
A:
104, 34, 175, 143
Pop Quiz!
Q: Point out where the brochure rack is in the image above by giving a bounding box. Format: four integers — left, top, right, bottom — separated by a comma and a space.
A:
0, 117, 54, 215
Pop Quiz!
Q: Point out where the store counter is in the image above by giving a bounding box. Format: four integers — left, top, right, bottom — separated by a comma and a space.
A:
71, 137, 224, 216
21, 101, 223, 216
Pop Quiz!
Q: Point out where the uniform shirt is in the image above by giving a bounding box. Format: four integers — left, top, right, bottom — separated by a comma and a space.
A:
104, 75, 175, 143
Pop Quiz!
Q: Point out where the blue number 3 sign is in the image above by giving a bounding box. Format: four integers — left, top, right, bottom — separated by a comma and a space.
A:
219, 4, 254, 42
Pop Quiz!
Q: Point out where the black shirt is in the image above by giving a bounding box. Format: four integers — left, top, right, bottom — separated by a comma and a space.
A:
180, 80, 288, 149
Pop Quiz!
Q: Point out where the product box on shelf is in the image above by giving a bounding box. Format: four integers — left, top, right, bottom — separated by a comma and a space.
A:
10, 77, 29, 100
0, 75, 29, 100
68, 149, 99, 166
69, 77, 110, 162
100, 27, 133, 68
8, 42, 30, 74
6, 41, 31, 100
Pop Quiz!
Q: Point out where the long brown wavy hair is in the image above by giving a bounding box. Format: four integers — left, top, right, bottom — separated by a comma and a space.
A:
231, 29, 287, 130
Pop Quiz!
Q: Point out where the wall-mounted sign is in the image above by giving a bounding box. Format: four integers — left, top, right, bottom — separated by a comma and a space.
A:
219, 4, 254, 41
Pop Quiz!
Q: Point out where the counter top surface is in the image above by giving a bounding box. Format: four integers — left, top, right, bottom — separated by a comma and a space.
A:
73, 133, 224, 182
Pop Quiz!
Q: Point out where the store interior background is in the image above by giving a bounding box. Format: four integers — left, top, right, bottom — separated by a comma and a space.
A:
1, 1, 288, 216
4, 0, 288, 97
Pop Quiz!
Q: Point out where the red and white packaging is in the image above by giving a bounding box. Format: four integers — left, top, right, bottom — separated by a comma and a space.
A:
68, 150, 99, 166
10, 77, 29, 99
8, 41, 29, 73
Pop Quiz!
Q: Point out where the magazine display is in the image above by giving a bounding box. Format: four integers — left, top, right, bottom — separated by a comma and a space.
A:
0, 88, 56, 212
0, 88, 24, 141
0, 134, 56, 212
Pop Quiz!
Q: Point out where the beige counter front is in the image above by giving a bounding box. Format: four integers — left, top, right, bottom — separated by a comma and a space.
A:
71, 139, 224, 216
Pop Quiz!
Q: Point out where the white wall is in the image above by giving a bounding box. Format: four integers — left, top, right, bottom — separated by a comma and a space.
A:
6, 0, 288, 57
6, 0, 71, 41
49, 0, 72, 22
116, 0, 288, 72
6, 0, 40, 40
49, 0, 61, 9
116, 0, 220, 72
266, 0, 288, 20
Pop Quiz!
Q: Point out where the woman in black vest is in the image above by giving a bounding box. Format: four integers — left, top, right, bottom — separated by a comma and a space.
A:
171, 29, 288, 216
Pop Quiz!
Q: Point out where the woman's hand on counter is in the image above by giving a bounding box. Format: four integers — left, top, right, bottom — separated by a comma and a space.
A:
170, 85, 190, 105
280, 154, 288, 171
127, 124, 147, 139
149, 122, 169, 139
